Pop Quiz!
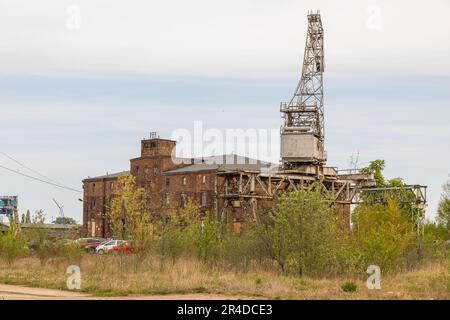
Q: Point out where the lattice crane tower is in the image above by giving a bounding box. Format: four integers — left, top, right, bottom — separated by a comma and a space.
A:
280, 11, 326, 168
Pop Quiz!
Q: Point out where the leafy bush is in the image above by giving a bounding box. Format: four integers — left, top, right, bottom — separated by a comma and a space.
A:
192, 215, 221, 264
59, 241, 83, 264
220, 225, 267, 271
350, 198, 414, 273
0, 225, 28, 265
34, 240, 61, 265
341, 281, 357, 292
268, 189, 338, 276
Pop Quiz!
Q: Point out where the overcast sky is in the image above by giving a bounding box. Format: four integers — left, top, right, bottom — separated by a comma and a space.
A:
0, 0, 449, 223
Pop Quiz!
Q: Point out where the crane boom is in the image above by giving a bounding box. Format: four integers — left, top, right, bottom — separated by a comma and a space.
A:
52, 198, 64, 217
280, 11, 326, 168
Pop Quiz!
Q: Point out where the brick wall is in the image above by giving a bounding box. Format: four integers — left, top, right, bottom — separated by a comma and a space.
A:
162, 171, 218, 214
82, 176, 119, 238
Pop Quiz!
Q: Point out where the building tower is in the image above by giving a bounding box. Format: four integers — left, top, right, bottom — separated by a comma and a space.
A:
280, 11, 326, 169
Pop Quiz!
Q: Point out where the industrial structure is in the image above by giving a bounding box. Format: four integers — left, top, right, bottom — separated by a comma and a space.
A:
82, 12, 427, 238
0, 196, 18, 223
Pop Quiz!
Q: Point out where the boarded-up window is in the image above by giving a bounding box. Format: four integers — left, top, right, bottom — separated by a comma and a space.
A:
180, 193, 188, 208
165, 193, 170, 205
90, 198, 96, 210
201, 192, 208, 207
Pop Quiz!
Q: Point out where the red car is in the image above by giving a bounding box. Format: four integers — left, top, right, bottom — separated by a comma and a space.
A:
111, 241, 144, 254
74, 238, 103, 253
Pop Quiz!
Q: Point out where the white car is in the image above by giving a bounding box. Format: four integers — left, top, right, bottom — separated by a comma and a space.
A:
95, 239, 126, 254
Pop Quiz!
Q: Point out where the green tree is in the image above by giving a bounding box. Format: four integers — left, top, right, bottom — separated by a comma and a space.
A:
437, 175, 450, 231
107, 175, 159, 272
0, 222, 28, 265
54, 216, 77, 225
107, 175, 154, 247
162, 201, 199, 265
268, 189, 338, 276
191, 214, 221, 264
351, 198, 414, 272
361, 159, 386, 186
359, 160, 420, 224
27, 210, 55, 266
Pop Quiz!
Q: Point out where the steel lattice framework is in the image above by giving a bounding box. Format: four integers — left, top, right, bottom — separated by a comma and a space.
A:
281, 12, 325, 142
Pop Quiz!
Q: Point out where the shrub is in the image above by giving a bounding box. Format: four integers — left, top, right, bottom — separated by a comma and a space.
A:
35, 240, 61, 265
220, 225, 267, 271
0, 225, 28, 265
268, 189, 338, 276
350, 198, 414, 273
60, 241, 83, 264
192, 215, 221, 264
341, 281, 357, 292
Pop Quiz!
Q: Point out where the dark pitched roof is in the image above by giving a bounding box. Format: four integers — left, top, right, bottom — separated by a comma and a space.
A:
83, 171, 130, 182
163, 154, 277, 175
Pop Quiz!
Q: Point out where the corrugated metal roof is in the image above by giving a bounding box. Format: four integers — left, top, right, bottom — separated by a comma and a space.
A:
83, 171, 130, 181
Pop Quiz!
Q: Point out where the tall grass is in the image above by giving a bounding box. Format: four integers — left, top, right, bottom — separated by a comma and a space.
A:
0, 254, 448, 299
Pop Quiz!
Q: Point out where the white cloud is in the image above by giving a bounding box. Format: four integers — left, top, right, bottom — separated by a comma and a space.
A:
0, 0, 449, 78
0, 0, 449, 222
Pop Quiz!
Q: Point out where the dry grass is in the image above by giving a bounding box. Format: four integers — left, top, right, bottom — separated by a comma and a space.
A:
0, 254, 448, 299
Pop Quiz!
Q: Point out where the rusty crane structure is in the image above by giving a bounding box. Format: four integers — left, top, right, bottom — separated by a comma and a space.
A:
216, 11, 427, 231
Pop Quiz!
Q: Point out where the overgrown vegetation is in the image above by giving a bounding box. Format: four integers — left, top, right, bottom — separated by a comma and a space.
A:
0, 222, 28, 265
0, 165, 449, 299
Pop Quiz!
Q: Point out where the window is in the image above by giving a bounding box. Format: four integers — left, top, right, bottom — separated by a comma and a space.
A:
153, 165, 158, 176
135, 166, 140, 175
165, 193, 170, 205
92, 183, 95, 192
166, 178, 170, 187
202, 175, 206, 184
180, 193, 188, 208
110, 182, 114, 190
144, 165, 150, 180
90, 198, 96, 210
201, 192, 208, 207
182, 176, 187, 185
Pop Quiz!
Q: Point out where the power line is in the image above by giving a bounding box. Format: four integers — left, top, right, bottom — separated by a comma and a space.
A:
0, 152, 64, 185
0, 164, 82, 193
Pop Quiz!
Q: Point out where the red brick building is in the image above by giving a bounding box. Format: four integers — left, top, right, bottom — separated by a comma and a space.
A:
82, 137, 271, 237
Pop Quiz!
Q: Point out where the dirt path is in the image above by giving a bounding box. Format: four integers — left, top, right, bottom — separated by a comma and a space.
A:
0, 284, 256, 300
